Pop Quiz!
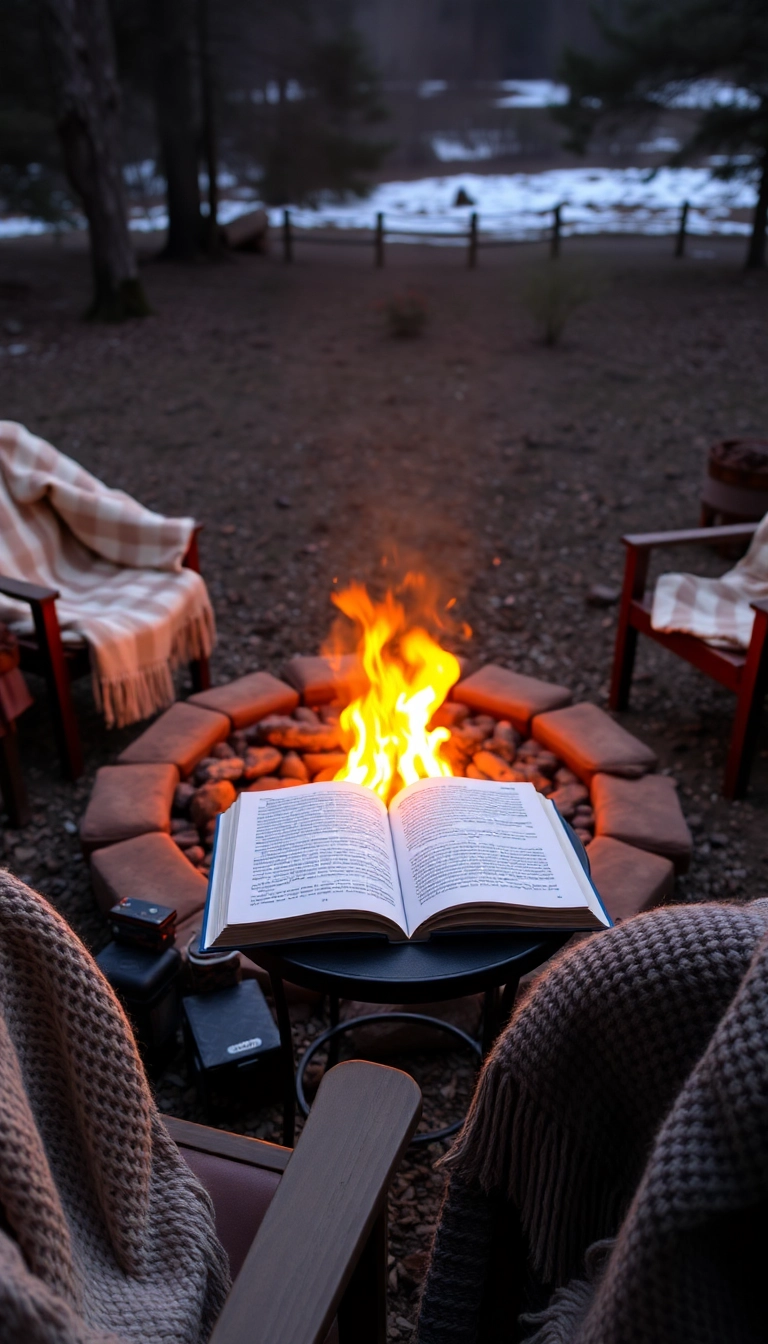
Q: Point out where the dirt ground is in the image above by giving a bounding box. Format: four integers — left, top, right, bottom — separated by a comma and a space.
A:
2, 230, 767, 1338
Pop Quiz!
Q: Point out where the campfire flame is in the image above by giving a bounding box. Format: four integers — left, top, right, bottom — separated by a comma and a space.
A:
329, 581, 461, 802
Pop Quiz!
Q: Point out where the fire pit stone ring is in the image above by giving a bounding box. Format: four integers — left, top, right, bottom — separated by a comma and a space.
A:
81, 659, 691, 950
80, 658, 692, 1135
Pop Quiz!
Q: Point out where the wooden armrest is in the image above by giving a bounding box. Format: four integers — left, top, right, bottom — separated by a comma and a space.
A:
210, 1060, 422, 1344
0, 574, 59, 604
623, 523, 758, 550
183, 523, 203, 573
163, 1114, 291, 1175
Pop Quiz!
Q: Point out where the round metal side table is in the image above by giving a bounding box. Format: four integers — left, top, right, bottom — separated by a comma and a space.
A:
249, 824, 590, 1145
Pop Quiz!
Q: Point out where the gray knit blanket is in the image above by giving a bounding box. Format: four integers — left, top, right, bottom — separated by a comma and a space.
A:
418, 900, 768, 1344
0, 871, 230, 1343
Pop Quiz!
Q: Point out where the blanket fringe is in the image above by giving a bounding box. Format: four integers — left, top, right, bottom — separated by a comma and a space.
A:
92, 604, 216, 730
443, 1066, 625, 1285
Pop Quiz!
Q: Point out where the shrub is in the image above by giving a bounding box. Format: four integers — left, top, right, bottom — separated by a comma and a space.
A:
383, 288, 428, 338
522, 259, 592, 346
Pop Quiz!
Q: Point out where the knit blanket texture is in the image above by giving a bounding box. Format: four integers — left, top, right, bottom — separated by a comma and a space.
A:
418, 900, 768, 1344
0, 870, 231, 1342
651, 508, 768, 649
0, 421, 215, 727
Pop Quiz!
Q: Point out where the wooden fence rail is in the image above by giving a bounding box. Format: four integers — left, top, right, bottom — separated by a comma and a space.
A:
280, 200, 693, 267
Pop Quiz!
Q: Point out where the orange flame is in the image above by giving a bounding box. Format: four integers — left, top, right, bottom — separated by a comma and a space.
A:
330, 581, 461, 802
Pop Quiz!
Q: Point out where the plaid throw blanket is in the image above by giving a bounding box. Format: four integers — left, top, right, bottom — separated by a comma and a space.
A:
651, 510, 768, 649
0, 421, 215, 728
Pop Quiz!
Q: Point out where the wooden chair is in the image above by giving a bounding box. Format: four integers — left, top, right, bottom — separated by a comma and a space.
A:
0, 624, 31, 827
610, 522, 768, 799
0, 527, 210, 781
166, 1060, 422, 1344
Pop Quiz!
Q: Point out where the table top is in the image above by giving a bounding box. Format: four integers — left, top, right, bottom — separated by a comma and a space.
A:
248, 821, 588, 1003
251, 929, 572, 1003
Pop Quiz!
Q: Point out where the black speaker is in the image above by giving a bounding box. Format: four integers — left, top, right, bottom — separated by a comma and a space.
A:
182, 979, 283, 1114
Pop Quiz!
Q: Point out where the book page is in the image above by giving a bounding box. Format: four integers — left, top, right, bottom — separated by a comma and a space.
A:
226, 781, 407, 932
540, 796, 611, 927
389, 777, 592, 936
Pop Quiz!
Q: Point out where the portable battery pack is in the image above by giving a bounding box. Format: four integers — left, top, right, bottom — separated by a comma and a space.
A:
109, 896, 177, 951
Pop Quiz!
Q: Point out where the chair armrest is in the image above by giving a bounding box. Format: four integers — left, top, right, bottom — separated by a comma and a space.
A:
0, 574, 59, 604
622, 522, 758, 551
209, 1060, 422, 1344
183, 524, 204, 573
163, 1114, 291, 1175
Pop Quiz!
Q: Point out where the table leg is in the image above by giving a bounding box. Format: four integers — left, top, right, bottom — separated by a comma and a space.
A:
498, 976, 521, 1033
327, 993, 341, 1069
481, 987, 500, 1055
270, 970, 296, 1147
481, 978, 521, 1055
295, 1012, 481, 1144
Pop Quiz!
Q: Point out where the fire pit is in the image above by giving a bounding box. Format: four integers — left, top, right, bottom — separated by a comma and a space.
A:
81, 583, 693, 951
165, 702, 598, 881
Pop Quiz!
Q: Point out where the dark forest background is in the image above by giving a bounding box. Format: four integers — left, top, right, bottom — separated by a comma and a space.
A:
3, 0, 766, 317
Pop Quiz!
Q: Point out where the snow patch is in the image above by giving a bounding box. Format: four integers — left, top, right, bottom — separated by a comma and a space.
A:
495, 80, 569, 109
1, 164, 758, 242
418, 80, 447, 99
266, 165, 757, 241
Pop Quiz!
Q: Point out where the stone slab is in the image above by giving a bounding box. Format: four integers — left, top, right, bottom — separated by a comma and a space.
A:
587, 835, 675, 924
118, 702, 230, 777
533, 702, 657, 783
591, 773, 692, 873
90, 831, 207, 922
80, 763, 178, 854
452, 664, 572, 736
283, 654, 367, 706
189, 671, 299, 728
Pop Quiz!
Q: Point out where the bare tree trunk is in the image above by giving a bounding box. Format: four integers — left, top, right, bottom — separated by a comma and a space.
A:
152, 0, 203, 261
746, 147, 768, 270
196, 0, 219, 255
41, 0, 149, 319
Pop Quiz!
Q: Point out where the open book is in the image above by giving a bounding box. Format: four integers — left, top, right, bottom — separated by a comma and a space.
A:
201, 777, 611, 950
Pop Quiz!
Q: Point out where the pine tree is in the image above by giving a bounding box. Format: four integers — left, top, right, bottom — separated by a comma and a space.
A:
0, 0, 73, 229
558, 0, 768, 268
257, 27, 390, 207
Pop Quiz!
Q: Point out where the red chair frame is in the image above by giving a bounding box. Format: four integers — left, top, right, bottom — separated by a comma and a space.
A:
0, 525, 210, 780
610, 522, 768, 799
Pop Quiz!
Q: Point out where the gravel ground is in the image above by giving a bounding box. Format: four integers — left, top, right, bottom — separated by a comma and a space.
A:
2, 231, 767, 1338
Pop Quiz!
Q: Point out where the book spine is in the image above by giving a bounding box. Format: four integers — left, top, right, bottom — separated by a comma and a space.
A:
199, 812, 222, 951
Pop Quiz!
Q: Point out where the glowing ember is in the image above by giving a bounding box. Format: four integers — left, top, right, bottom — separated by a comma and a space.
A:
329, 581, 461, 802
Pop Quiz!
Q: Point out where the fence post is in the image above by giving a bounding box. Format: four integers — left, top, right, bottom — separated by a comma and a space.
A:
282, 209, 293, 264
550, 204, 562, 259
675, 200, 689, 258
375, 212, 384, 268
467, 212, 478, 269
